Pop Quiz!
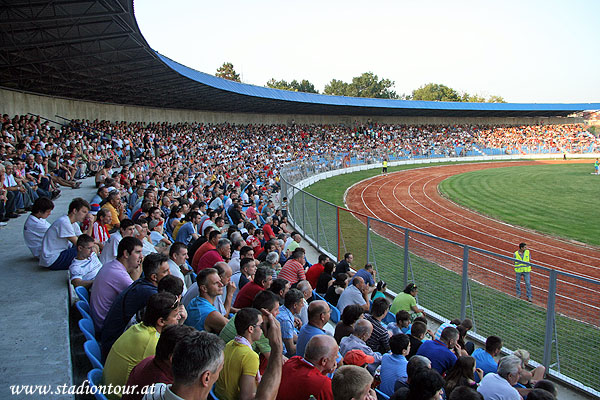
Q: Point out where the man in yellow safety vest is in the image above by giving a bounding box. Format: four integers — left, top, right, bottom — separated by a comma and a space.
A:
514, 242, 532, 302
382, 160, 388, 174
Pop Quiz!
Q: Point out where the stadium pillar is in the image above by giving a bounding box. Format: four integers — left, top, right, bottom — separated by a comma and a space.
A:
543, 270, 558, 370
460, 246, 470, 321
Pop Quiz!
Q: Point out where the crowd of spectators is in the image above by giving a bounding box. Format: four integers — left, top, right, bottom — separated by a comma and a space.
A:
1, 112, 573, 399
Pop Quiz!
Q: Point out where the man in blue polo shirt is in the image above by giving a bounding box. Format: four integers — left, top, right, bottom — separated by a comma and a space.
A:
352, 263, 376, 288
416, 326, 463, 375
296, 300, 331, 357
276, 288, 304, 357
472, 335, 503, 382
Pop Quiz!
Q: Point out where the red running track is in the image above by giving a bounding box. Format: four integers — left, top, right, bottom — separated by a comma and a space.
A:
345, 160, 600, 326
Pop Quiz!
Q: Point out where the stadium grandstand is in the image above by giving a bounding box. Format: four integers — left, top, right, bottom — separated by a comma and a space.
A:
1, 1, 600, 399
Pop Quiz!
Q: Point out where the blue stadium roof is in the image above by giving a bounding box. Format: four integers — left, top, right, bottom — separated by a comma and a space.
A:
1, 0, 599, 118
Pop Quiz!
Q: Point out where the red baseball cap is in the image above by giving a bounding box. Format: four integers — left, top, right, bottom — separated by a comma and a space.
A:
343, 349, 375, 366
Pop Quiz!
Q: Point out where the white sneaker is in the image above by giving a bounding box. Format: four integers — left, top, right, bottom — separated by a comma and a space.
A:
0, 222, 7, 226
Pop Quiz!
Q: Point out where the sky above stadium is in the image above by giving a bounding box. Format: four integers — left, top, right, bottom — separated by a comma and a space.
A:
135, 0, 600, 104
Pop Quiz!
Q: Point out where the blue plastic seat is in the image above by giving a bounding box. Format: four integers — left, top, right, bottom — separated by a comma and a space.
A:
87, 368, 109, 400
383, 311, 396, 325
76, 300, 92, 321
75, 286, 90, 304
208, 387, 220, 400
84, 340, 104, 370
329, 304, 341, 324
376, 388, 390, 400
79, 318, 96, 341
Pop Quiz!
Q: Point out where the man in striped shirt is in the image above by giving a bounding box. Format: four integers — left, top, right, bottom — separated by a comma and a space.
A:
277, 248, 306, 286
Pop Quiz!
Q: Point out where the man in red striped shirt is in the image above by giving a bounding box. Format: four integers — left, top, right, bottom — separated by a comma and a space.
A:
278, 248, 306, 286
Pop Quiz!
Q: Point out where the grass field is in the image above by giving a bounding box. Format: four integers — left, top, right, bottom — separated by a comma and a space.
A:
439, 164, 600, 246
299, 161, 600, 392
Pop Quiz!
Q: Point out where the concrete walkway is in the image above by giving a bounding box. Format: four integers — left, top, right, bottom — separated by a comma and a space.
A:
0, 178, 96, 399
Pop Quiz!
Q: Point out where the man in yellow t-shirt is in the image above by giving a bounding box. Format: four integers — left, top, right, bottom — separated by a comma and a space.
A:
102, 292, 181, 399
215, 308, 263, 400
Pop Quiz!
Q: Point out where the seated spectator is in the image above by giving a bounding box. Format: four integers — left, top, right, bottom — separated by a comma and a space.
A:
444, 356, 483, 397
283, 231, 302, 253
276, 288, 304, 357
69, 234, 103, 289
268, 277, 290, 302
334, 304, 364, 344
231, 257, 257, 303
533, 380, 557, 398
39, 197, 90, 270
390, 283, 425, 320
99, 218, 136, 264
100, 253, 171, 360
23, 196, 53, 258
387, 310, 411, 336
325, 272, 348, 307
405, 368, 445, 400
196, 237, 231, 272
305, 253, 330, 289
339, 319, 382, 374
513, 349, 545, 388
448, 386, 484, 400
277, 247, 306, 286
90, 236, 143, 331
477, 355, 523, 400
295, 279, 312, 327
433, 318, 463, 340
296, 300, 331, 357
174, 211, 201, 245
220, 290, 280, 368
334, 252, 355, 277
102, 190, 126, 231
472, 335, 502, 382
380, 334, 411, 396
91, 208, 111, 250
332, 365, 375, 400
416, 326, 461, 376
365, 297, 391, 354
526, 389, 556, 400
212, 261, 236, 316
191, 230, 221, 272
407, 320, 428, 359
215, 308, 263, 400
391, 354, 432, 396
122, 324, 196, 400
371, 280, 387, 301
103, 292, 182, 396
276, 335, 338, 400
233, 266, 273, 309
336, 276, 370, 313
263, 251, 282, 276
342, 349, 374, 368
166, 242, 190, 294
185, 268, 229, 333
229, 245, 254, 275
352, 263, 376, 289
315, 261, 335, 295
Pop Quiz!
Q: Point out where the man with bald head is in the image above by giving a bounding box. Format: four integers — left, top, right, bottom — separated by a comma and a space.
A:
339, 319, 382, 374
336, 275, 370, 313
276, 335, 338, 400
296, 300, 331, 357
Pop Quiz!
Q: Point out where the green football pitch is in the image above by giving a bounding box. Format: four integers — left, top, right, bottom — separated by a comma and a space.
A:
438, 163, 600, 247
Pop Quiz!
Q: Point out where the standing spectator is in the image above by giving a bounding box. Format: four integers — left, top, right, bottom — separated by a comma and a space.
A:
477, 355, 523, 400
472, 336, 502, 381
380, 334, 411, 396
23, 196, 54, 257
276, 335, 338, 400
39, 197, 91, 270
336, 276, 370, 313
514, 242, 533, 302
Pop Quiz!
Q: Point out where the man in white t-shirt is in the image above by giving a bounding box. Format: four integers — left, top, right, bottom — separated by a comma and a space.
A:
40, 198, 91, 270
69, 234, 103, 289
23, 197, 54, 258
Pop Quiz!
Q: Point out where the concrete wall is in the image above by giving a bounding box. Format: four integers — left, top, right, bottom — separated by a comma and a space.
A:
1, 87, 583, 126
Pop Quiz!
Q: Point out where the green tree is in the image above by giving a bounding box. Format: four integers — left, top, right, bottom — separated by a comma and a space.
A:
215, 62, 240, 82
487, 95, 506, 103
266, 78, 319, 93
412, 83, 461, 102
324, 79, 350, 96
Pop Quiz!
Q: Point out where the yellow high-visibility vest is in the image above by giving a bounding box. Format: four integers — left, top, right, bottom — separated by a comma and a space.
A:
383, 161, 388, 168
514, 249, 531, 272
